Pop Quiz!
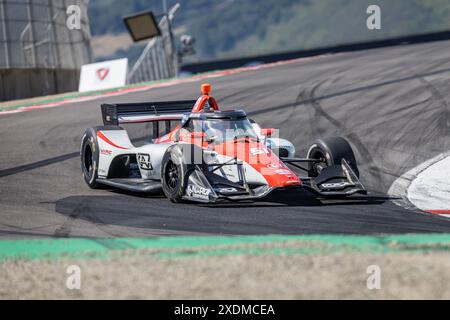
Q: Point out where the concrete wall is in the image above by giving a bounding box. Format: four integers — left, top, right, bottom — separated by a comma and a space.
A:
0, 69, 80, 101
0, 0, 91, 101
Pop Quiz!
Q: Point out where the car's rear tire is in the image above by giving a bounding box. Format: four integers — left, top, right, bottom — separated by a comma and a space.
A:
306, 137, 359, 177
81, 127, 100, 188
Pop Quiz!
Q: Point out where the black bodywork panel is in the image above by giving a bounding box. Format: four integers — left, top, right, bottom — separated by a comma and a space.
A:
101, 100, 196, 126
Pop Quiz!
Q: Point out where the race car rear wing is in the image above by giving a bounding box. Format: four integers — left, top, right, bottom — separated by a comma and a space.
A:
101, 100, 196, 126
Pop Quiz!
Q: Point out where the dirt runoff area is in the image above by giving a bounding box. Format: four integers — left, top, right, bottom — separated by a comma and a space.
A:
1, 239, 450, 299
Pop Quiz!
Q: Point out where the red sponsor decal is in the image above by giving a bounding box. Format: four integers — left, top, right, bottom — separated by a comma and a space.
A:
101, 149, 112, 155
96, 68, 109, 81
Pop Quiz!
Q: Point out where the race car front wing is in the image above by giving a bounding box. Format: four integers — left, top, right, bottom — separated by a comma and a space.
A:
181, 158, 366, 203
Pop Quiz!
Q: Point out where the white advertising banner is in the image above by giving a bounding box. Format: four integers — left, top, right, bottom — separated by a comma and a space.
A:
78, 58, 128, 92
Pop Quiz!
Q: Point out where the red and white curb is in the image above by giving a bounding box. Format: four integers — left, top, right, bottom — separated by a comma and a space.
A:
408, 155, 450, 217
0, 55, 326, 117
389, 151, 450, 218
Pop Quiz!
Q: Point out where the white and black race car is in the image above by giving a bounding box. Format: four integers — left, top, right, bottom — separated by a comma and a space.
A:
81, 84, 365, 203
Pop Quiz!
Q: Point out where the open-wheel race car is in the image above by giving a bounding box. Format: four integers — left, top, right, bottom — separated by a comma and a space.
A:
80, 84, 366, 203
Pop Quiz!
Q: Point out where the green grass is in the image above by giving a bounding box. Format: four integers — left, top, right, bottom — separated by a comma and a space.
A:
2, 234, 450, 262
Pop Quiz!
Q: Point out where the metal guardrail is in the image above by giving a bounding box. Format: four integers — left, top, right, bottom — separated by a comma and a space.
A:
127, 3, 179, 84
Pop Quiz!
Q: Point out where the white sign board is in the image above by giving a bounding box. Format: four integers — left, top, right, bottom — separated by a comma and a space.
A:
78, 58, 128, 92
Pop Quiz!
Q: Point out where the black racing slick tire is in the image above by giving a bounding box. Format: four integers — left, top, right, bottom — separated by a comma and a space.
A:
81, 127, 100, 188
80, 125, 123, 188
306, 137, 359, 178
161, 144, 204, 203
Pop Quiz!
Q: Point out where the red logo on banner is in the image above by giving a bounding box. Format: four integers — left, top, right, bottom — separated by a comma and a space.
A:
96, 68, 109, 81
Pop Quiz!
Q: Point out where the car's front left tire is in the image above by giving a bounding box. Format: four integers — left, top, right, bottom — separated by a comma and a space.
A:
161, 146, 187, 203
161, 144, 205, 203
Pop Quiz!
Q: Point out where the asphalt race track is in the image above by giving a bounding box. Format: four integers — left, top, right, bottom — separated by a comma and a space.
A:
1, 40, 450, 239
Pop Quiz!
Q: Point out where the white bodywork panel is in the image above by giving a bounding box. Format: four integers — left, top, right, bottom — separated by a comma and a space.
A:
97, 129, 172, 179
135, 143, 172, 179
266, 138, 296, 158
97, 130, 133, 177
97, 121, 294, 184
251, 122, 295, 157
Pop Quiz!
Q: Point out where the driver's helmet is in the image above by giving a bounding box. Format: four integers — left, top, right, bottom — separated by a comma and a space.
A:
203, 120, 224, 140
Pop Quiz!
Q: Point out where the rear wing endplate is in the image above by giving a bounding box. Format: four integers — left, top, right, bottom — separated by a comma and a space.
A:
101, 100, 196, 125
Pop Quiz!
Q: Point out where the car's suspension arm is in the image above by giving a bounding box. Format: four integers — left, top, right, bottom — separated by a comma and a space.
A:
280, 157, 323, 174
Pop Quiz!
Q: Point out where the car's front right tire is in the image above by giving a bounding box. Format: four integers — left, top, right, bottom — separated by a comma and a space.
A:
306, 136, 359, 178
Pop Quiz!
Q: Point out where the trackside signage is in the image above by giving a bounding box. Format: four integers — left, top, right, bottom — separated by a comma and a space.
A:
78, 58, 128, 92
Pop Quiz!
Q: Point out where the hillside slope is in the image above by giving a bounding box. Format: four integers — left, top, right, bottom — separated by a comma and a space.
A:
90, 0, 450, 62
